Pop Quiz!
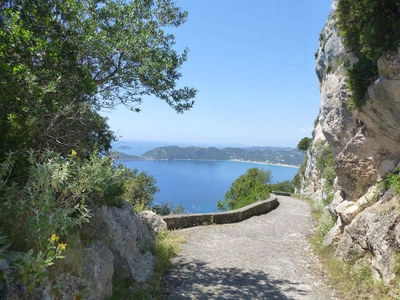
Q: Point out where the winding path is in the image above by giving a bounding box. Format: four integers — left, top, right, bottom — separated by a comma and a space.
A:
162, 196, 338, 300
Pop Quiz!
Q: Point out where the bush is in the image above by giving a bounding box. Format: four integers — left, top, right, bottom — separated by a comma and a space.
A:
152, 202, 186, 216
217, 168, 272, 211
337, 0, 400, 109
269, 180, 295, 194
0, 149, 159, 291
297, 137, 312, 152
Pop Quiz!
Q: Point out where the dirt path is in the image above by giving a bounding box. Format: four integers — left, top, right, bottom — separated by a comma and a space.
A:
162, 196, 338, 300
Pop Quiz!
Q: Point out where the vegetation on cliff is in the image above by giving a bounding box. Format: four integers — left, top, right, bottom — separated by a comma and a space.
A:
337, 0, 400, 109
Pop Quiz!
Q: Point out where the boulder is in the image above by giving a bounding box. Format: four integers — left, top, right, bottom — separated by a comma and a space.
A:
139, 210, 167, 235
90, 205, 155, 283
336, 190, 400, 283
377, 48, 400, 80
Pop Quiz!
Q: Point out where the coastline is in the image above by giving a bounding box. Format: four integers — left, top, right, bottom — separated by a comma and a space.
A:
116, 157, 299, 169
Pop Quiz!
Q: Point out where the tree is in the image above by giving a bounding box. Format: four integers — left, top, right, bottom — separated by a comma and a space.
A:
297, 137, 312, 152
122, 168, 160, 208
0, 0, 197, 160
217, 168, 272, 211
269, 180, 294, 193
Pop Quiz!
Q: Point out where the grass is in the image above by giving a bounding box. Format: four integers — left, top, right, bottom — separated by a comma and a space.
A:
110, 230, 185, 300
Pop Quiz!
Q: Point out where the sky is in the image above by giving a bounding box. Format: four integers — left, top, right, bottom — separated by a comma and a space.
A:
100, 0, 333, 148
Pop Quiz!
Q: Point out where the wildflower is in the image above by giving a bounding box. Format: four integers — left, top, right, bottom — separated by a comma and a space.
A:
71, 149, 77, 156
58, 243, 67, 251
51, 234, 59, 242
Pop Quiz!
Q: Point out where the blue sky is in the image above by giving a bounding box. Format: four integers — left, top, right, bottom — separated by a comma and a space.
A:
101, 0, 333, 148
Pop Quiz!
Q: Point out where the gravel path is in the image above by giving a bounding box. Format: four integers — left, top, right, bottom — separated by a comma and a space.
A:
162, 196, 338, 300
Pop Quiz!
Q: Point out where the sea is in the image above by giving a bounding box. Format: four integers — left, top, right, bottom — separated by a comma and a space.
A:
118, 158, 298, 214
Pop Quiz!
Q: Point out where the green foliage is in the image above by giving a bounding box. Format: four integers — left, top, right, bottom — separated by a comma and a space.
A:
0, 0, 190, 294
0, 1, 113, 159
0, 150, 159, 291
118, 166, 160, 209
0, 0, 197, 166
297, 137, 312, 152
343, 57, 378, 110
315, 143, 336, 203
217, 168, 272, 211
337, 0, 400, 61
152, 202, 186, 216
0, 150, 91, 251
269, 180, 295, 194
386, 168, 400, 195
337, 0, 400, 109
142, 146, 305, 166
293, 154, 308, 190
11, 234, 66, 293
315, 143, 334, 172
312, 201, 335, 241
0, 234, 11, 284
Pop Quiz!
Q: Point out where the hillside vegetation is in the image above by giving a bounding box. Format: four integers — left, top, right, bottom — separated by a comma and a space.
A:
124, 145, 304, 166
0, 0, 195, 298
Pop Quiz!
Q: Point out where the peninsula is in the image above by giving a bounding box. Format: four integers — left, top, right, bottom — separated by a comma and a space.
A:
115, 145, 304, 167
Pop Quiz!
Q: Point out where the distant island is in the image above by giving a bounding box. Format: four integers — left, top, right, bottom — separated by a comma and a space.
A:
114, 145, 304, 167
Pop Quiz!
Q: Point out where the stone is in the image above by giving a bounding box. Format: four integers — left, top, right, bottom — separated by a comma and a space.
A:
323, 216, 343, 246
377, 48, 400, 80
81, 241, 114, 299
139, 210, 167, 235
90, 205, 155, 283
57, 273, 87, 300
336, 191, 400, 283
336, 201, 359, 225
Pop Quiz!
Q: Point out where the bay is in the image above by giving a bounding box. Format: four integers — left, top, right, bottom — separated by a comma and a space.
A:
119, 160, 298, 213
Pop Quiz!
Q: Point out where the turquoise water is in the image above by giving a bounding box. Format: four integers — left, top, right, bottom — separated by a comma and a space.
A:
119, 160, 298, 213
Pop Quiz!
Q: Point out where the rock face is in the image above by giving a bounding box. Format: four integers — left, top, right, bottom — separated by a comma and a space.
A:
301, 0, 400, 283
89, 205, 156, 283
0, 208, 167, 299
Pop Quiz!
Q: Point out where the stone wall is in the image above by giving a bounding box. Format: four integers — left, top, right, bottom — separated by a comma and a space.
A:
162, 195, 278, 229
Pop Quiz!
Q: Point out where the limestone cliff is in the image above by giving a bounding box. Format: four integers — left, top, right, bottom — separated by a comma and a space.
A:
301, 0, 400, 283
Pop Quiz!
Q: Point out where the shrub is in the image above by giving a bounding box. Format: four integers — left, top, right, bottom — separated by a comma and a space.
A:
337, 0, 400, 109
152, 202, 186, 215
386, 168, 400, 195
217, 168, 272, 211
297, 137, 312, 152
0, 149, 159, 292
269, 180, 295, 193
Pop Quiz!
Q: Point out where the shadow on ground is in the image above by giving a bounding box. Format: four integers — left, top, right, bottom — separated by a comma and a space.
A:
162, 258, 309, 300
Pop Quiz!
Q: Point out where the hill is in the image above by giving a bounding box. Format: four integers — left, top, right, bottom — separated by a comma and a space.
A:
117, 146, 304, 166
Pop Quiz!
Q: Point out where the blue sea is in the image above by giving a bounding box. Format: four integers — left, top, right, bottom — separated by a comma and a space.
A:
119, 159, 298, 213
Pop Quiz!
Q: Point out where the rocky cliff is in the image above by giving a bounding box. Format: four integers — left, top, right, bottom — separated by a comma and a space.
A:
300, 0, 400, 284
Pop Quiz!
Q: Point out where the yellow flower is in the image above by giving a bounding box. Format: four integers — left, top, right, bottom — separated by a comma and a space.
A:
51, 234, 59, 242
58, 243, 67, 251
71, 149, 77, 156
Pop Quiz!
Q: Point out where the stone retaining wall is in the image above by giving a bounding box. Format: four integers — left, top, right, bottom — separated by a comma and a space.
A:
162, 195, 279, 229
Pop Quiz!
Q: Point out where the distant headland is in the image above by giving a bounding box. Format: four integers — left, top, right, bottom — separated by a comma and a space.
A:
114, 145, 304, 167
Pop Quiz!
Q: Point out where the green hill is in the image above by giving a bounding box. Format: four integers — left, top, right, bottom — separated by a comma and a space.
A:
117, 146, 304, 166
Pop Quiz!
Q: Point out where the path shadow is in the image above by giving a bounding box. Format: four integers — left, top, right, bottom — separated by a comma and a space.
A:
162, 258, 310, 300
